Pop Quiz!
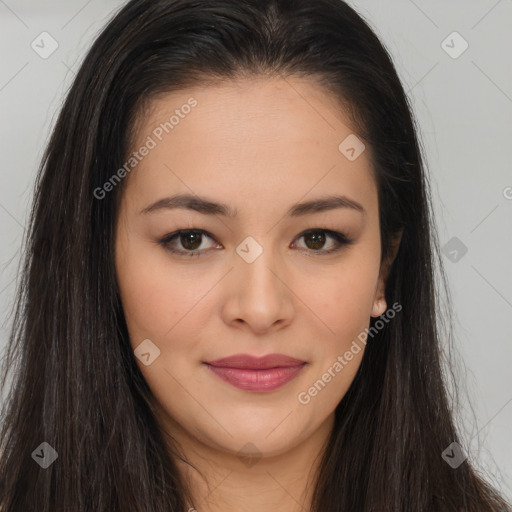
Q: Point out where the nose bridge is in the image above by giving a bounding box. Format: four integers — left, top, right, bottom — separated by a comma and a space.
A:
235, 234, 281, 294
227, 233, 292, 330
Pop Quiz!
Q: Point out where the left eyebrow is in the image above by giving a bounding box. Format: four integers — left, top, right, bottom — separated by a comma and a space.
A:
140, 193, 366, 218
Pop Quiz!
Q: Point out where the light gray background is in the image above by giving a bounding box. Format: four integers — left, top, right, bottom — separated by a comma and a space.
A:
1, 0, 511, 498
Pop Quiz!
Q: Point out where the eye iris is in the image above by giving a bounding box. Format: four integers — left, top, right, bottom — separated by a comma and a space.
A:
181, 231, 202, 250
304, 231, 326, 250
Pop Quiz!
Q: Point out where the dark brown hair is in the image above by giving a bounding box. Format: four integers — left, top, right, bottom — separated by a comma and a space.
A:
1, 0, 510, 510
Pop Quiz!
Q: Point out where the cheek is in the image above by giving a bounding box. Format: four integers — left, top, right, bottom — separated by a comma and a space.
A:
116, 241, 210, 343
304, 260, 379, 345
294, 261, 379, 414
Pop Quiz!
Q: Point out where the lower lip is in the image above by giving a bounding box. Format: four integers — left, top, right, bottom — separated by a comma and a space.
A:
204, 363, 306, 392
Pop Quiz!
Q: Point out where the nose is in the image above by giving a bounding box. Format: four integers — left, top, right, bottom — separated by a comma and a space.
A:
220, 242, 294, 335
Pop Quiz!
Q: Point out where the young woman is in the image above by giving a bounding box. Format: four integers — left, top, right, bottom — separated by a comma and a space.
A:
1, 0, 510, 511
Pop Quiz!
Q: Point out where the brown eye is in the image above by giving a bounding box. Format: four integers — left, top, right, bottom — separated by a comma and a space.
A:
303, 231, 327, 250
159, 227, 353, 259
159, 229, 218, 257
179, 231, 203, 250
294, 229, 354, 255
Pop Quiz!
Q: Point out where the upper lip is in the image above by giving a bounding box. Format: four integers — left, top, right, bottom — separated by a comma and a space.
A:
205, 353, 306, 370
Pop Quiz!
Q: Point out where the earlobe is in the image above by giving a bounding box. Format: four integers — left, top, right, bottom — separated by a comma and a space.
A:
371, 276, 387, 318
371, 297, 387, 318
371, 229, 403, 319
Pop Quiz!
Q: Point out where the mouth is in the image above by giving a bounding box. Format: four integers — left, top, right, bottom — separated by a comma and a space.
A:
203, 353, 307, 392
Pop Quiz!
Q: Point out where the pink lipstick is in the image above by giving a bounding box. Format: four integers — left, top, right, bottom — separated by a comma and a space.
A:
204, 353, 307, 392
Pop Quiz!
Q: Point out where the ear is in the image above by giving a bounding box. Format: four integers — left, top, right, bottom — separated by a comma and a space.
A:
371, 229, 403, 318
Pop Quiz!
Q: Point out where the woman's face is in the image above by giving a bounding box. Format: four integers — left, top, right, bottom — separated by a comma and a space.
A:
115, 76, 392, 461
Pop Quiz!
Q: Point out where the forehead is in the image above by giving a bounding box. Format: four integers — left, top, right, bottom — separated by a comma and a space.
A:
137, 75, 359, 147
124, 76, 377, 219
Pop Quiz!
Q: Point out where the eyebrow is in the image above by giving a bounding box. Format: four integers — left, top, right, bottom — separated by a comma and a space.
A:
140, 193, 366, 217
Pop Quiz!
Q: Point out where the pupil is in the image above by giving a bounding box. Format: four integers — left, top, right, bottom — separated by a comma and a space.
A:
182, 231, 201, 250
306, 231, 325, 250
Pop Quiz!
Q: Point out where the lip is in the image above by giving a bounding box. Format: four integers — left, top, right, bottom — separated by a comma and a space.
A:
204, 353, 307, 392
206, 353, 306, 369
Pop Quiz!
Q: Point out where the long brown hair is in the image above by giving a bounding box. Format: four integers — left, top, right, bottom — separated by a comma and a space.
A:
1, 0, 510, 510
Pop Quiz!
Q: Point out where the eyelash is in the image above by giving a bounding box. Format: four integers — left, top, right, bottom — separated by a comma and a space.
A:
158, 228, 355, 258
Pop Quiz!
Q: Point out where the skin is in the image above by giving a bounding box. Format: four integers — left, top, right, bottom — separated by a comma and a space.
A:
115, 76, 402, 512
